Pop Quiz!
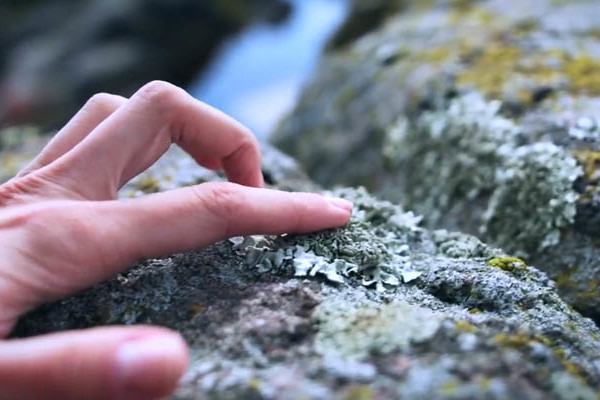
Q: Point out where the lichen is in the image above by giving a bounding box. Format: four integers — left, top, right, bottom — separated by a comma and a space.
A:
313, 299, 443, 360
564, 56, 600, 96
384, 93, 520, 226
229, 187, 424, 291
386, 94, 581, 256
483, 142, 581, 254
134, 176, 162, 193
488, 257, 527, 273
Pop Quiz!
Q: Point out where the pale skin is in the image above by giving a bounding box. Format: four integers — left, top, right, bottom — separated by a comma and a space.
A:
0, 81, 353, 400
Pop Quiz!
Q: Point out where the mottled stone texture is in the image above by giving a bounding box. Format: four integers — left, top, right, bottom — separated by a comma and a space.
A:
9, 143, 600, 399
272, 0, 600, 321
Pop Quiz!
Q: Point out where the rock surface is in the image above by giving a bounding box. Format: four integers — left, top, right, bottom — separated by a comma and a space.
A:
272, 0, 600, 321
10, 143, 600, 399
0, 0, 290, 129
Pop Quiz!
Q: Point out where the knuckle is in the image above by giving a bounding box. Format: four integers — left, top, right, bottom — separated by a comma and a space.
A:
192, 182, 245, 233
84, 93, 119, 114
136, 80, 181, 107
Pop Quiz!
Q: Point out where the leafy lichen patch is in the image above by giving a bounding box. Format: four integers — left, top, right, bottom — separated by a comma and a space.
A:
483, 142, 581, 254
229, 187, 424, 291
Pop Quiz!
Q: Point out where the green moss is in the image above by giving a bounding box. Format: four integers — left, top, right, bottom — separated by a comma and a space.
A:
469, 307, 483, 314
488, 257, 527, 273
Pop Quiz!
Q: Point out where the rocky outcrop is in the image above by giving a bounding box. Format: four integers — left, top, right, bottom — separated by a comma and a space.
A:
0, 0, 290, 129
272, 0, 600, 321
10, 143, 600, 399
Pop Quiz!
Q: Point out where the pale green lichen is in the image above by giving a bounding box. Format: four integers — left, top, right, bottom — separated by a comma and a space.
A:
384, 93, 520, 225
229, 187, 424, 291
313, 299, 443, 360
385, 94, 582, 256
432, 229, 502, 259
483, 142, 581, 254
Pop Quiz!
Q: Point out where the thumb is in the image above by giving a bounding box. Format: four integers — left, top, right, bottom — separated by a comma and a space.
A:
0, 326, 188, 400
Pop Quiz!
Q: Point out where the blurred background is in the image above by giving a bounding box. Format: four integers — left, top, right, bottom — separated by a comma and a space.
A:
0, 0, 365, 140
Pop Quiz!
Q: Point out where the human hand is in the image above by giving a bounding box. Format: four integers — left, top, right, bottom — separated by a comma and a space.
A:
0, 81, 352, 400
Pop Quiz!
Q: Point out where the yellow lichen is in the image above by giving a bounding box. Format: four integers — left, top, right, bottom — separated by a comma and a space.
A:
135, 176, 161, 193
345, 385, 374, 400
449, 3, 497, 27
493, 332, 552, 349
456, 44, 567, 101
457, 44, 522, 98
553, 349, 585, 380
565, 56, 600, 95
248, 379, 261, 391
417, 47, 453, 64
469, 307, 483, 314
573, 150, 600, 182
455, 320, 477, 333
493, 332, 532, 348
488, 257, 527, 273
189, 303, 207, 318
440, 381, 459, 394
478, 377, 492, 390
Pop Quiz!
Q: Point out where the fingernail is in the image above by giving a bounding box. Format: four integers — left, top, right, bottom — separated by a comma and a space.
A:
115, 334, 186, 397
327, 197, 353, 213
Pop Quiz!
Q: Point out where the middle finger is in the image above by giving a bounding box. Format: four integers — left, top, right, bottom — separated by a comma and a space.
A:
40, 81, 263, 200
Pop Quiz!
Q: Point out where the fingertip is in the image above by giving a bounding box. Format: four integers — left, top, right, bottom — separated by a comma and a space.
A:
114, 332, 189, 400
326, 197, 353, 214
325, 197, 353, 227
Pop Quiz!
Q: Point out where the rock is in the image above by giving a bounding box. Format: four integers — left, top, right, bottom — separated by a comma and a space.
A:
0, 0, 290, 129
271, 0, 600, 321
326, 0, 405, 51
11, 146, 600, 399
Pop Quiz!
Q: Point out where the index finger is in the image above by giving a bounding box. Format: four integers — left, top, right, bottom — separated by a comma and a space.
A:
43, 81, 263, 200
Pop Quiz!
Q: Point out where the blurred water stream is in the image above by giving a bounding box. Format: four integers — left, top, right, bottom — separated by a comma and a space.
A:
189, 0, 349, 140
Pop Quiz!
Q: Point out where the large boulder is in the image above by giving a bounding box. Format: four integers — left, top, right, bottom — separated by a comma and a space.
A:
11, 144, 600, 399
272, 0, 600, 321
0, 0, 290, 129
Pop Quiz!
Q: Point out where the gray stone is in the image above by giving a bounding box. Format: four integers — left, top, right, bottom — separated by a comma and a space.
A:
10, 146, 600, 399
272, 0, 600, 321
